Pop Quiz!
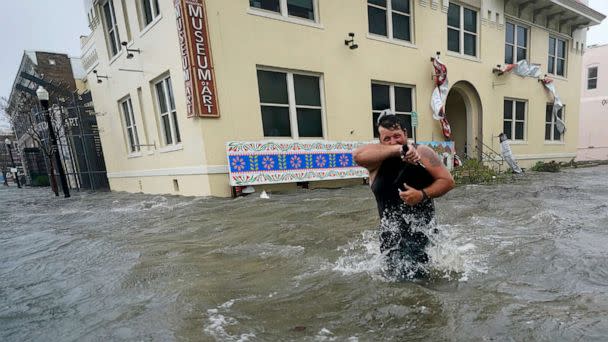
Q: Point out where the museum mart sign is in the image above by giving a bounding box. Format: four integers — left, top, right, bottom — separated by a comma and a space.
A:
175, 0, 219, 118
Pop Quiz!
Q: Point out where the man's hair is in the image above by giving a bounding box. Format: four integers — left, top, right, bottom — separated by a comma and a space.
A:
377, 114, 408, 134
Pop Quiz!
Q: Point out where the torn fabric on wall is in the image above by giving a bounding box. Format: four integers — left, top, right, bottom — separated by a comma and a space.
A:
430, 54, 452, 139
493, 60, 542, 78
541, 77, 566, 134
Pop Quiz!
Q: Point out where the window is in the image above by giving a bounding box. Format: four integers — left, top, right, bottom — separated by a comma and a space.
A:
505, 22, 528, 64
447, 3, 478, 57
120, 97, 140, 153
256, 69, 324, 138
548, 37, 567, 77
587, 66, 598, 90
371, 83, 414, 139
154, 76, 181, 145
367, 0, 412, 42
102, 0, 121, 57
140, 0, 160, 27
249, 0, 316, 21
503, 99, 526, 141
545, 104, 564, 141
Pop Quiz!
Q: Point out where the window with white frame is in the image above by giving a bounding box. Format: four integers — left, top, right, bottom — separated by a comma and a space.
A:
587, 66, 598, 90
371, 83, 414, 139
256, 69, 324, 138
503, 99, 526, 141
367, 0, 412, 42
154, 76, 181, 145
447, 2, 478, 57
140, 0, 160, 27
505, 22, 528, 64
249, 0, 316, 21
101, 0, 121, 57
120, 97, 140, 153
545, 104, 565, 141
548, 37, 567, 77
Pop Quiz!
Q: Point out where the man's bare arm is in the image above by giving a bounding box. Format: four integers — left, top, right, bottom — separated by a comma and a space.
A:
353, 144, 401, 172
417, 145, 455, 198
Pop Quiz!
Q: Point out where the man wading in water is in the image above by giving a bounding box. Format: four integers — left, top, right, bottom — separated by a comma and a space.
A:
354, 111, 455, 279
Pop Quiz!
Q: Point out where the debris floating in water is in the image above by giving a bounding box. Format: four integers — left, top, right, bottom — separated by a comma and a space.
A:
260, 190, 270, 199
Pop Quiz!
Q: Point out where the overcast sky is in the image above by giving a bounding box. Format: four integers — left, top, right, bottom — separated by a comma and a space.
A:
1, 0, 607, 131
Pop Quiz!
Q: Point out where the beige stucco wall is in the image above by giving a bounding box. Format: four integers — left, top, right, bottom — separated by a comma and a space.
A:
84, 0, 596, 197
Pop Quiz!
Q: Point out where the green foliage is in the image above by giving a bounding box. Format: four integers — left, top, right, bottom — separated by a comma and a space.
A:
452, 158, 505, 185
32, 175, 50, 186
531, 161, 561, 172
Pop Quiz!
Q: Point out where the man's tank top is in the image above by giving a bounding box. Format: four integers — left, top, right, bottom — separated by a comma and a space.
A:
371, 157, 435, 217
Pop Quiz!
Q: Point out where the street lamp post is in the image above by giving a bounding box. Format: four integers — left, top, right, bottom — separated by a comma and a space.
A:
4, 138, 21, 188
36, 86, 70, 198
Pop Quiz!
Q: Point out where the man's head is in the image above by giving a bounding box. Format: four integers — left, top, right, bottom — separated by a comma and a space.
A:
498, 132, 507, 142
377, 112, 408, 145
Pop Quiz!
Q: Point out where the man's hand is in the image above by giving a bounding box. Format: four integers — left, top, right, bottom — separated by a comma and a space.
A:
398, 183, 424, 206
401, 143, 421, 165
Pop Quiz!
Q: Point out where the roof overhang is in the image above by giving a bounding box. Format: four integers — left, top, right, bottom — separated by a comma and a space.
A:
515, 0, 606, 29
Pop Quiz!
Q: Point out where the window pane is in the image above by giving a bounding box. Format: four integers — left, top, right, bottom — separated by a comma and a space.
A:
515, 102, 525, 120
548, 57, 555, 74
166, 78, 176, 110
588, 78, 597, 89
556, 59, 565, 76
144, 0, 154, 24
464, 33, 476, 56
557, 40, 566, 58
505, 45, 513, 64
162, 115, 172, 145
392, 14, 411, 41
554, 127, 562, 141
297, 108, 323, 137
153, 0, 160, 15
109, 31, 118, 55
504, 100, 513, 120
588, 67, 598, 78
516, 26, 527, 47
545, 124, 551, 140
516, 48, 526, 62
394, 86, 412, 112
463, 8, 476, 33
249, 0, 280, 13
397, 114, 412, 137
127, 128, 136, 151
548, 37, 556, 55
447, 3, 460, 27
372, 112, 380, 138
505, 22, 514, 44
515, 122, 524, 140
371, 84, 390, 110
156, 82, 167, 113
503, 121, 512, 140
546, 105, 553, 123
392, 0, 410, 13
556, 108, 563, 120
287, 0, 314, 20
448, 28, 460, 52
122, 102, 131, 126
369, 0, 386, 6
261, 106, 291, 136
257, 70, 288, 104
294, 74, 320, 106
172, 112, 181, 143
368, 6, 387, 36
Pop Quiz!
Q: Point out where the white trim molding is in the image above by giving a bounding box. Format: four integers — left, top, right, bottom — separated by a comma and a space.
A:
513, 152, 576, 160
107, 165, 229, 178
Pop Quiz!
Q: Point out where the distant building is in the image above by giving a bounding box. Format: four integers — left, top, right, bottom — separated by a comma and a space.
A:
6, 51, 109, 189
82, 0, 604, 197
578, 43, 608, 161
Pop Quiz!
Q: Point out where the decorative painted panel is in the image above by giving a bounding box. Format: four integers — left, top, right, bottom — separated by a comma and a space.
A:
226, 140, 456, 186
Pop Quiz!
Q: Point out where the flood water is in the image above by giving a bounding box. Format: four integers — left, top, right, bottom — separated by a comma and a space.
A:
1, 166, 608, 341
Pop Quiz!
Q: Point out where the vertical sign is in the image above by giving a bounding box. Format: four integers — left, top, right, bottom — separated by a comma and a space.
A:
175, 0, 220, 118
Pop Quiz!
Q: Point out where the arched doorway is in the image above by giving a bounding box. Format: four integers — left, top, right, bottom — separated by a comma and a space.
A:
445, 81, 483, 160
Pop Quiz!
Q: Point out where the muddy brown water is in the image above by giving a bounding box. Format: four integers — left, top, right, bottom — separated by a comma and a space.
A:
1, 166, 607, 341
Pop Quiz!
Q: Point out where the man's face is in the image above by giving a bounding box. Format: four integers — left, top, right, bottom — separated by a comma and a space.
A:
378, 126, 407, 145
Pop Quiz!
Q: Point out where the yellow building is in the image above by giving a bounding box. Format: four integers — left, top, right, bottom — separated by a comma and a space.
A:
82, 0, 604, 197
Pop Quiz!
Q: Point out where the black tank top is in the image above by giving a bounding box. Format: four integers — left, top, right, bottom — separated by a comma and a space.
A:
371, 157, 435, 218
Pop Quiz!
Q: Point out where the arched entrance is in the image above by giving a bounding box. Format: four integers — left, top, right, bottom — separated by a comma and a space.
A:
445, 81, 483, 160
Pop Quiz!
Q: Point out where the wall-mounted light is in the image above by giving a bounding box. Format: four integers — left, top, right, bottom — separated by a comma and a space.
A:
344, 32, 358, 50
121, 41, 141, 59
92, 70, 109, 84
